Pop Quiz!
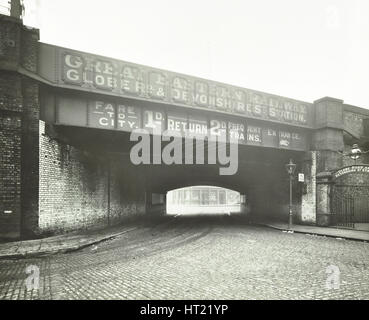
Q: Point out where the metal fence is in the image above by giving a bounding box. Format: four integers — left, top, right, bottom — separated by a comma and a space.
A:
332, 186, 369, 228
332, 194, 355, 228
353, 195, 369, 223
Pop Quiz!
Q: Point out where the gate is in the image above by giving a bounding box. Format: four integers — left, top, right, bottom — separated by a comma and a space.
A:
332, 185, 369, 228
353, 195, 369, 223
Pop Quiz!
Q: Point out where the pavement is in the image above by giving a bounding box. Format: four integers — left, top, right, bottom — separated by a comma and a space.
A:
0, 217, 169, 260
0, 216, 368, 260
259, 221, 369, 242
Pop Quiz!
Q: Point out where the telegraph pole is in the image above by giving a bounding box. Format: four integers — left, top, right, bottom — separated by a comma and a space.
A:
10, 0, 23, 19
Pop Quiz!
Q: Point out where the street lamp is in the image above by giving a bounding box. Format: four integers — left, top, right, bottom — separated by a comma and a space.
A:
285, 159, 296, 230
349, 144, 363, 163
338, 144, 369, 164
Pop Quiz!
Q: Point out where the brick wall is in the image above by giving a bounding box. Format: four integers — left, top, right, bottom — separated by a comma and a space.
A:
0, 15, 39, 71
0, 16, 21, 70
0, 106, 22, 238
108, 158, 146, 225
38, 121, 146, 235
0, 69, 23, 239
300, 151, 317, 224
20, 79, 40, 237
0, 15, 40, 239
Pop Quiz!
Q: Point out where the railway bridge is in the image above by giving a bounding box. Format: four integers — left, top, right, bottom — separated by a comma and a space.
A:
1, 14, 369, 239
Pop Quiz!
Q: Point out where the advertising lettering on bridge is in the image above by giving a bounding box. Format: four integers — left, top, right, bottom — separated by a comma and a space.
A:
38, 43, 314, 129
46, 95, 309, 151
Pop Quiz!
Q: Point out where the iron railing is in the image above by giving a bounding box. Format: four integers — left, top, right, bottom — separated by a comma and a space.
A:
332, 185, 369, 228
353, 196, 369, 223
332, 194, 355, 228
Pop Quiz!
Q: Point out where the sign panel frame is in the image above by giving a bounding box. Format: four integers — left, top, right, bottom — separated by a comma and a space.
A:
38, 43, 314, 129
46, 94, 310, 152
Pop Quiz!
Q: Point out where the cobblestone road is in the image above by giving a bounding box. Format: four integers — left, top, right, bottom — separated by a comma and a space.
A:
1, 215, 369, 300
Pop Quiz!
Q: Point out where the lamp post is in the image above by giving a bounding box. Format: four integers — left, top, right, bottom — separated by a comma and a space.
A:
285, 159, 296, 230
338, 144, 369, 163
349, 144, 362, 163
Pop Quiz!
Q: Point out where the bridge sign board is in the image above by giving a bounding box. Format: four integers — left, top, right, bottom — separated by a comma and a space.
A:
38, 43, 314, 129
42, 93, 309, 151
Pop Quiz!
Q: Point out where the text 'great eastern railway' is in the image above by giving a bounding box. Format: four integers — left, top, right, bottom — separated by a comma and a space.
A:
38, 43, 314, 129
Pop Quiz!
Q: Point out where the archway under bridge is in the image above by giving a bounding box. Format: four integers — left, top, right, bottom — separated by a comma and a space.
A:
132, 141, 306, 223
45, 124, 305, 224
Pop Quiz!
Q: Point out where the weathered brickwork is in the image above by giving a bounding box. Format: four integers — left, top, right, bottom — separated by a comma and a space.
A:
0, 15, 39, 71
108, 159, 146, 225
19, 28, 39, 73
301, 151, 317, 224
38, 121, 146, 235
0, 112, 21, 238
0, 73, 22, 112
0, 71, 23, 239
20, 79, 40, 237
39, 124, 108, 233
0, 15, 39, 239
0, 16, 21, 70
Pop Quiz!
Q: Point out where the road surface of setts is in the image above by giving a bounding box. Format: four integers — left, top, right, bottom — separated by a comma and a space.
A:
1, 215, 369, 300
